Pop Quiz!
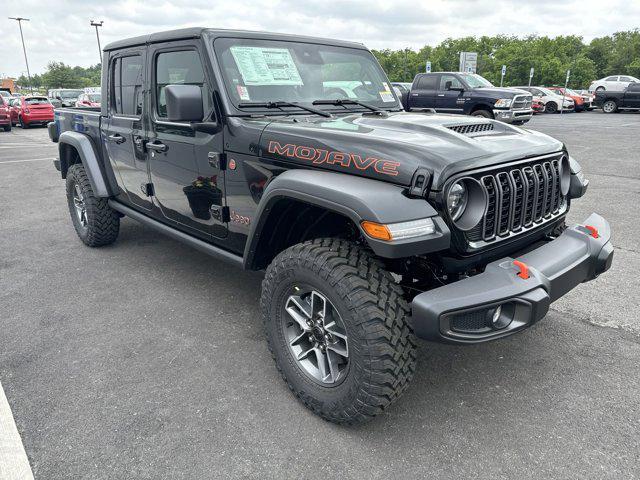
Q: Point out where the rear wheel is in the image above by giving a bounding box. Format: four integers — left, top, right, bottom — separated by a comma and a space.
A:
595, 86, 605, 92
602, 100, 618, 113
65, 164, 120, 247
2, 124, 10, 132
471, 109, 493, 119
19, 116, 28, 128
261, 238, 417, 424
545, 102, 558, 114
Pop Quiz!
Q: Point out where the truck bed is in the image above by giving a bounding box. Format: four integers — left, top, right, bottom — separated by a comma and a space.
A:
52, 107, 102, 143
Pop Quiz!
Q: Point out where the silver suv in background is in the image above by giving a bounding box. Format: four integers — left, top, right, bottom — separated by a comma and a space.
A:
47, 89, 85, 108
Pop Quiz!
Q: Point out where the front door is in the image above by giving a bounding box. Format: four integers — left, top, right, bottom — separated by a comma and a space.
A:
436, 74, 465, 112
103, 49, 152, 210
147, 42, 227, 239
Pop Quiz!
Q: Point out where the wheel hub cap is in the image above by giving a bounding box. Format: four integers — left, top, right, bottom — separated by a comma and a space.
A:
283, 289, 349, 385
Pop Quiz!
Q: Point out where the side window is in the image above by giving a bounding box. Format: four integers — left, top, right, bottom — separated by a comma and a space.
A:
439, 75, 462, 91
619, 76, 633, 82
531, 88, 543, 96
605, 76, 618, 82
415, 75, 437, 90
155, 50, 205, 118
629, 83, 640, 91
111, 55, 143, 116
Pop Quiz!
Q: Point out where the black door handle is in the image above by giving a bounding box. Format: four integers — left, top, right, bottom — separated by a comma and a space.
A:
108, 134, 125, 144
146, 141, 167, 153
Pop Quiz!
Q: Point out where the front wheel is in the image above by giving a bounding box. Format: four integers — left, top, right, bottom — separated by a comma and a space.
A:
65, 164, 120, 247
261, 238, 417, 424
602, 100, 618, 113
595, 86, 605, 92
545, 102, 558, 114
471, 109, 493, 119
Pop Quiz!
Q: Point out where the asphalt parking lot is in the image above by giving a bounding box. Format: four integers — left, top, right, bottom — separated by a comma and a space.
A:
1, 111, 639, 479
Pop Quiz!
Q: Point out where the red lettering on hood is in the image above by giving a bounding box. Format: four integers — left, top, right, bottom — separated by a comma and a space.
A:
267, 140, 399, 177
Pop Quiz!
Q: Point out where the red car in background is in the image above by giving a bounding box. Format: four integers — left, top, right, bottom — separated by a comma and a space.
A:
531, 98, 545, 113
0, 95, 11, 131
75, 92, 101, 107
547, 87, 586, 111
15, 96, 54, 128
8, 98, 21, 125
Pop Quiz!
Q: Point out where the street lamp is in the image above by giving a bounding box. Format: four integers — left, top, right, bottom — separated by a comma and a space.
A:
90, 20, 104, 64
8, 17, 32, 92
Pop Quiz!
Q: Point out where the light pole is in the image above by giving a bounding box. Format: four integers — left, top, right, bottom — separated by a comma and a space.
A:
8, 17, 32, 92
90, 20, 103, 64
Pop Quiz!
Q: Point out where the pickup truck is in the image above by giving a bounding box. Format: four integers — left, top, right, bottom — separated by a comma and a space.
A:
48, 27, 613, 425
407, 72, 534, 124
595, 83, 640, 113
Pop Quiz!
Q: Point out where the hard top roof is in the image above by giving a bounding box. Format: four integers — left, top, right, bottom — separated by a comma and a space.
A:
104, 27, 367, 52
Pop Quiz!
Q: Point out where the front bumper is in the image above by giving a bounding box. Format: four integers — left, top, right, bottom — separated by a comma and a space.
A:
411, 213, 613, 344
493, 108, 533, 123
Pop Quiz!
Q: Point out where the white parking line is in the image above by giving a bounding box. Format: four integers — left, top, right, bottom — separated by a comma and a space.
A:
0, 158, 55, 165
0, 381, 34, 480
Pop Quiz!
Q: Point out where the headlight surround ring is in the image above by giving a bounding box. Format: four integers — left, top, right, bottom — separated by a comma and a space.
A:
446, 177, 487, 231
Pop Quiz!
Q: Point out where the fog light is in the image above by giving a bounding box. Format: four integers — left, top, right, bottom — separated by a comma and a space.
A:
487, 304, 512, 330
491, 305, 502, 326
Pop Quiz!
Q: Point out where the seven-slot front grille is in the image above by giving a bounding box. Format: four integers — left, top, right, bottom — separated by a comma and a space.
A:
466, 156, 567, 244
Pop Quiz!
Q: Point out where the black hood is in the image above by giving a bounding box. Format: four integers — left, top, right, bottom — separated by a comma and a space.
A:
238, 111, 563, 190
469, 86, 531, 100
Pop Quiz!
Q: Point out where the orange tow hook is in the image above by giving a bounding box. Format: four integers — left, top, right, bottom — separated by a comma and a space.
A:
513, 260, 530, 280
584, 225, 599, 238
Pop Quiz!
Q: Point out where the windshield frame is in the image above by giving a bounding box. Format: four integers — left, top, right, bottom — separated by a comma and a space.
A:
211, 36, 401, 116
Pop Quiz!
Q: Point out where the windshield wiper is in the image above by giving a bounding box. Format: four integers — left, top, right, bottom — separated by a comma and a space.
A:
312, 98, 384, 113
237, 101, 332, 118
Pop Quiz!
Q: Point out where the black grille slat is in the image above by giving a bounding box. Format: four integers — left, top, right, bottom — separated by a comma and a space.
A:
463, 155, 567, 245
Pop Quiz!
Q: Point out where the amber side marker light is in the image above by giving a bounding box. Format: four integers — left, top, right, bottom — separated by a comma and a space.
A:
361, 218, 436, 241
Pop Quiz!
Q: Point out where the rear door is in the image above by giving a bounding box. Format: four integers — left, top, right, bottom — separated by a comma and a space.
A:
436, 74, 464, 112
147, 41, 227, 239
103, 48, 153, 211
409, 74, 438, 109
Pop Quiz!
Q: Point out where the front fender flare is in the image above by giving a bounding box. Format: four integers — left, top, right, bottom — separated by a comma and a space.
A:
243, 169, 450, 269
58, 131, 111, 197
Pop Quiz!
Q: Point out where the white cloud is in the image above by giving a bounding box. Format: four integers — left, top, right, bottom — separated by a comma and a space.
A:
0, 0, 638, 77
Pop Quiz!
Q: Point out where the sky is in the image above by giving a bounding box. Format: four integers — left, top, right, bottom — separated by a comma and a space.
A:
1, 0, 639, 78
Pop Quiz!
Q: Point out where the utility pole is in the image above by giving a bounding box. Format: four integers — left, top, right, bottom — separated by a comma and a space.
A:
8, 17, 32, 92
90, 20, 104, 64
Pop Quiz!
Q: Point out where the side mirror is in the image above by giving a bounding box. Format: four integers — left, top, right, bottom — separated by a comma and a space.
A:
165, 84, 204, 122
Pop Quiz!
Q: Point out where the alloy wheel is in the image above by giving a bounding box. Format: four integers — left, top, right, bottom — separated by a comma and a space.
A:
73, 183, 88, 228
283, 288, 349, 385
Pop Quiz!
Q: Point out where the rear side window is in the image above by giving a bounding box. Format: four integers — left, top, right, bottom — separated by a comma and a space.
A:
605, 76, 618, 81
415, 75, 437, 90
155, 50, 205, 118
112, 55, 143, 116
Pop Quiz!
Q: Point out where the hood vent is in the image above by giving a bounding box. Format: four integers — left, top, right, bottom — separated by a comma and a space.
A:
447, 123, 494, 135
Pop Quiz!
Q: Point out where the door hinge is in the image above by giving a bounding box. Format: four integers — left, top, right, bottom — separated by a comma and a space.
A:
208, 152, 227, 170
210, 205, 230, 223
141, 182, 155, 197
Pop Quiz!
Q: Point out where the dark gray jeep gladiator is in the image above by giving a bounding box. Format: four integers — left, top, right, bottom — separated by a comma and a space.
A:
48, 28, 613, 424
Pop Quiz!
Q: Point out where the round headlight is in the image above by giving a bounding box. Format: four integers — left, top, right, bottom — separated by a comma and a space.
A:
447, 181, 468, 221
445, 178, 487, 231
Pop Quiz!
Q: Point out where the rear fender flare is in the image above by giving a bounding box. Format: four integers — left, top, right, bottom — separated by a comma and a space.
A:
243, 169, 450, 269
58, 131, 111, 197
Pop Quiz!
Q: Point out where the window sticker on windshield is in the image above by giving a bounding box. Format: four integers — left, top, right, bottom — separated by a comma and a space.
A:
236, 85, 250, 100
230, 46, 303, 86
379, 83, 395, 102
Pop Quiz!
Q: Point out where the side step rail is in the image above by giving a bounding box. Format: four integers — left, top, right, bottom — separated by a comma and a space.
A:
107, 200, 244, 268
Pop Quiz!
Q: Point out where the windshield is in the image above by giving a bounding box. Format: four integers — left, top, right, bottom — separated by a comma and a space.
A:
60, 90, 83, 99
459, 73, 494, 88
214, 38, 399, 113
88, 94, 101, 102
